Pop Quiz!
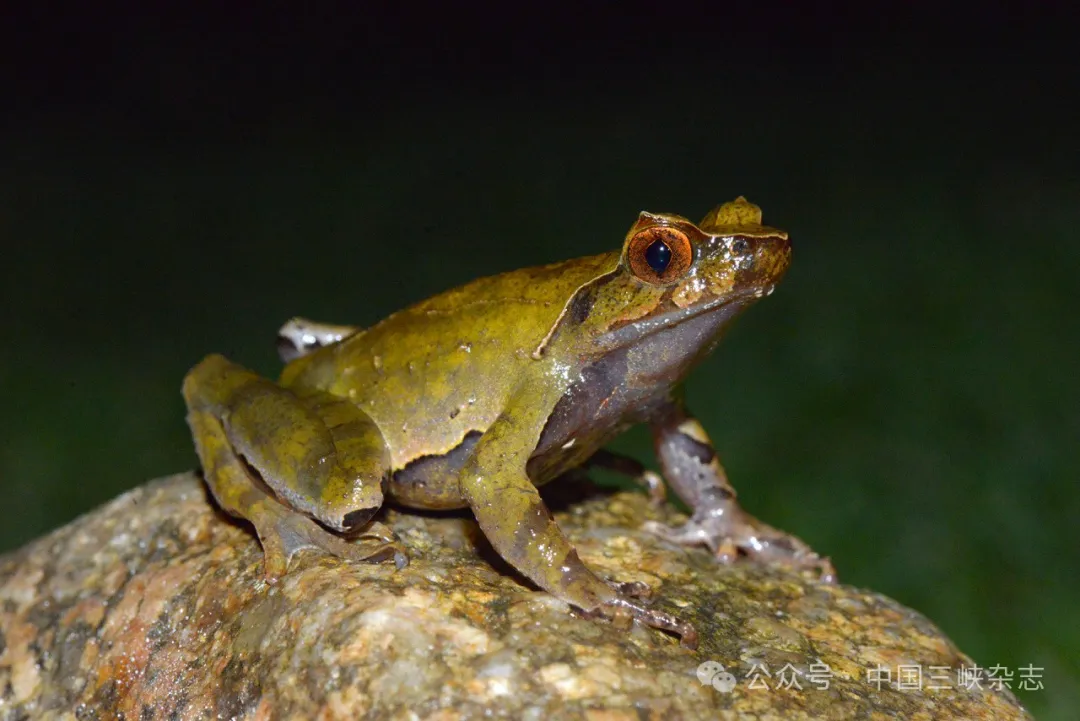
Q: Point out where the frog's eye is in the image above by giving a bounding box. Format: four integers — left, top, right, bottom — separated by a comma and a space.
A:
627, 226, 693, 284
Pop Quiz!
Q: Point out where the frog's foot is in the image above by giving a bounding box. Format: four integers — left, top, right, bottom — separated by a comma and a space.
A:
637, 470, 667, 507
588, 596, 698, 649
642, 510, 835, 583
249, 499, 408, 582
276, 317, 361, 362
586, 450, 667, 507
611, 579, 654, 599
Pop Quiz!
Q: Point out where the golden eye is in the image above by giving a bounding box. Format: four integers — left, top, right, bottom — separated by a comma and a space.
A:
627, 226, 693, 284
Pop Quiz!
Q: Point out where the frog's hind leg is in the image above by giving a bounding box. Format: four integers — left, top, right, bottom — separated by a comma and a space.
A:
183, 354, 405, 580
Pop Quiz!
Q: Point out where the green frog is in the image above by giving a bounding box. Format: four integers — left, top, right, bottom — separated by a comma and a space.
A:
183, 197, 832, 650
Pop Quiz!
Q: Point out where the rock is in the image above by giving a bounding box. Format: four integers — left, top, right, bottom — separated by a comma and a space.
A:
0, 472, 1032, 720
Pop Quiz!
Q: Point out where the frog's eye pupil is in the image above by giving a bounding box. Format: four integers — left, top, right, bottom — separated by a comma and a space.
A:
627, 225, 691, 284
645, 239, 672, 274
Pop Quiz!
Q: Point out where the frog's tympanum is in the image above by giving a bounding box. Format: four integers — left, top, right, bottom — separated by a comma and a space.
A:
183, 197, 833, 649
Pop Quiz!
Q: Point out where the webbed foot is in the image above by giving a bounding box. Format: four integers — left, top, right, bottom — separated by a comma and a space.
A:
589, 595, 698, 649
249, 499, 408, 581
643, 509, 835, 583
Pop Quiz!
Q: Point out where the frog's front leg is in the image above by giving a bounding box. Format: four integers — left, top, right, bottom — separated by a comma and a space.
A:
183, 354, 406, 580
642, 399, 835, 582
460, 409, 698, 649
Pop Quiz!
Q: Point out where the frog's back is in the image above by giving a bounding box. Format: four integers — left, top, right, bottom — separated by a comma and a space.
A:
281, 251, 619, 467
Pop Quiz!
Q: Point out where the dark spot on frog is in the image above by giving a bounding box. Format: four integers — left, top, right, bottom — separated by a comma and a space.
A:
276, 334, 307, 363
567, 272, 615, 326
702, 485, 734, 503
390, 431, 482, 509
768, 535, 795, 552
568, 286, 595, 324
530, 348, 633, 476
511, 499, 554, 561
731, 236, 750, 255
449, 408, 460, 420
342, 506, 378, 530
673, 430, 716, 465
141, 705, 155, 721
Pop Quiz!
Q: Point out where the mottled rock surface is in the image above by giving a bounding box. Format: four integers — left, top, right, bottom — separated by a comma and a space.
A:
0, 472, 1031, 720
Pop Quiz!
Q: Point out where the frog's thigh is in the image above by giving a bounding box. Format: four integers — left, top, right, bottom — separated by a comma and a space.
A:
287, 389, 393, 528
184, 354, 388, 532
185, 371, 403, 579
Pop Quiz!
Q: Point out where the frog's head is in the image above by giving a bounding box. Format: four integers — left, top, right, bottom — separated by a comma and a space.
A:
622, 196, 790, 306
553, 197, 790, 375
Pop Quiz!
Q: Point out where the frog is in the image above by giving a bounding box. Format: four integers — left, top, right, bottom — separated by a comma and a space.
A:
182, 197, 833, 650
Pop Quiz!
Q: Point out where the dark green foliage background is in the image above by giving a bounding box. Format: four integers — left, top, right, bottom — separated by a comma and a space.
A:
1, 8, 1075, 718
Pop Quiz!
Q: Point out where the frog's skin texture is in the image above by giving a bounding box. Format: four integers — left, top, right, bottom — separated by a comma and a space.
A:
183, 197, 833, 649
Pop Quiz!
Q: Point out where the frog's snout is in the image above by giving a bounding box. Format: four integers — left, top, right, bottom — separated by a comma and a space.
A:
741, 233, 791, 286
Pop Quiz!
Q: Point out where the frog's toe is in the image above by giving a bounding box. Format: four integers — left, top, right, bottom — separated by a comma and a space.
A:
637, 470, 667, 506
347, 522, 411, 570
642, 512, 834, 581
249, 501, 407, 580
595, 596, 698, 650
349, 519, 398, 546
611, 580, 653, 599
814, 557, 837, 584
641, 518, 713, 547
254, 526, 291, 582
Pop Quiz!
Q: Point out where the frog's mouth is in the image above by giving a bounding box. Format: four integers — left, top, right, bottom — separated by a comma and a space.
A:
599, 283, 776, 352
